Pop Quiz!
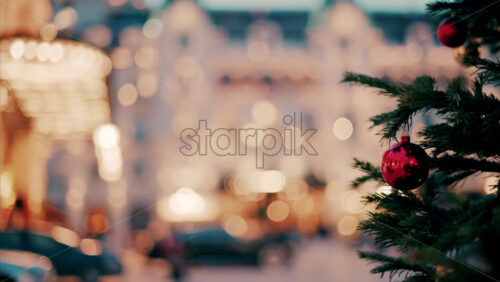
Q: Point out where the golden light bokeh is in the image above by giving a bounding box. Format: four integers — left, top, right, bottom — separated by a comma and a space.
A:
267, 200, 290, 222
40, 23, 58, 41
340, 190, 364, 214
137, 72, 158, 98
291, 194, 315, 217
93, 124, 120, 149
54, 7, 78, 30
117, 83, 138, 106
52, 226, 80, 247
1, 37, 112, 139
377, 185, 393, 195
94, 124, 123, 182
80, 238, 102, 256
0, 170, 16, 207
332, 117, 354, 141
258, 170, 286, 193
337, 215, 358, 236
168, 187, 206, 215
135, 47, 157, 69
223, 214, 248, 237
156, 190, 220, 222
9, 39, 24, 59
251, 100, 277, 126
143, 18, 163, 39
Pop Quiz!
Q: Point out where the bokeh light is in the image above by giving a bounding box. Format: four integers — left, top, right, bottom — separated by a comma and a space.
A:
80, 239, 102, 256
52, 226, 80, 247
377, 185, 393, 194
340, 190, 364, 213
332, 117, 354, 140
251, 100, 277, 126
258, 170, 286, 193
93, 124, 120, 149
137, 73, 158, 98
143, 18, 163, 38
135, 47, 158, 69
36, 42, 50, 61
54, 7, 78, 30
24, 40, 38, 60
168, 187, 206, 215
9, 39, 24, 59
49, 43, 64, 63
291, 194, 315, 217
40, 24, 58, 41
337, 215, 359, 236
117, 83, 139, 106
267, 200, 290, 222
0, 170, 16, 207
223, 214, 248, 237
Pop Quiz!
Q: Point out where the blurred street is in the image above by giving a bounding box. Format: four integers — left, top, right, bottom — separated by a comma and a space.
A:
121, 238, 386, 282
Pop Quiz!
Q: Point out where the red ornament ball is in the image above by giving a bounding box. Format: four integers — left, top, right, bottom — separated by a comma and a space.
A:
437, 17, 468, 47
380, 136, 429, 190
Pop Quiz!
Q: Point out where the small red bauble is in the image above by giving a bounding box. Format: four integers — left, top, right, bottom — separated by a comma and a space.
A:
380, 136, 429, 190
437, 17, 468, 48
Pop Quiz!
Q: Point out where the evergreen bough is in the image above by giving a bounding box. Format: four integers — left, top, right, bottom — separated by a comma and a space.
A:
342, 1, 500, 281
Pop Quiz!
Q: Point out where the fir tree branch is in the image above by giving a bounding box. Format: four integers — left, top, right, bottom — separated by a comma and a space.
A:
343, 73, 443, 139
364, 192, 423, 213
359, 212, 437, 250
359, 252, 435, 281
431, 155, 500, 173
464, 57, 500, 85
403, 274, 434, 282
421, 121, 500, 158
428, 170, 477, 189
352, 158, 384, 187
342, 72, 401, 97
426, 0, 499, 16
343, 72, 500, 149
344, 2, 500, 279
433, 195, 500, 252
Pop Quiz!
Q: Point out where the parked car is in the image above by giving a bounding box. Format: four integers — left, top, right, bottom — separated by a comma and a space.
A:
0, 250, 56, 282
0, 231, 122, 282
178, 228, 298, 267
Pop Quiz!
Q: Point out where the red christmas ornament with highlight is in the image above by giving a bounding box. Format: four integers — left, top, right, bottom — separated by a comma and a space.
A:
437, 17, 468, 47
380, 136, 429, 190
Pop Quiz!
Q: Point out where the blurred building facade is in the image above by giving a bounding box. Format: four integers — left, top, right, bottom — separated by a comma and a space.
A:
14, 0, 467, 248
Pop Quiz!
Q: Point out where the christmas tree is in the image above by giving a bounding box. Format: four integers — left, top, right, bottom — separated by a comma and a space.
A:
342, 0, 500, 281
